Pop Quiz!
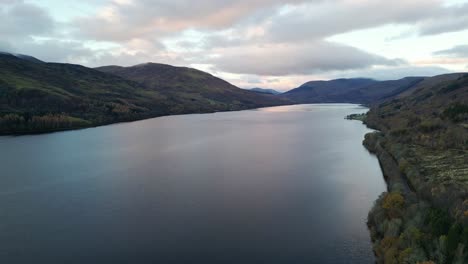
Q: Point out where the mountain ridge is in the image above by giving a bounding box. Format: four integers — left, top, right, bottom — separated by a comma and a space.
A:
281, 77, 428, 104
0, 54, 289, 134
96, 63, 290, 114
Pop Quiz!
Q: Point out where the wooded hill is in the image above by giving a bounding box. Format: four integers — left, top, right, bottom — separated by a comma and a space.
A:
0, 53, 289, 134
364, 73, 468, 263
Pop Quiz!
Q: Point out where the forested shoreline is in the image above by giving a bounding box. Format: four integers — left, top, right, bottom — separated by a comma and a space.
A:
0, 53, 289, 135
358, 74, 468, 263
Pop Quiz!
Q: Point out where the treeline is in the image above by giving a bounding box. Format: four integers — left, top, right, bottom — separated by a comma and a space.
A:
0, 113, 90, 134
364, 132, 468, 264
366, 103, 468, 150
369, 192, 468, 264
360, 75, 468, 263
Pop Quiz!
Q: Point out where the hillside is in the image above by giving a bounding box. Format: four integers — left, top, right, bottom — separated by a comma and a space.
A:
0, 52, 45, 63
96, 63, 289, 114
361, 73, 468, 263
282, 77, 426, 104
0, 54, 288, 134
281, 78, 376, 103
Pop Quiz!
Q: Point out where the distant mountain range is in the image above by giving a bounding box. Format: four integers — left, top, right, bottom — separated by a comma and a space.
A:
281, 77, 426, 104
248, 88, 282, 95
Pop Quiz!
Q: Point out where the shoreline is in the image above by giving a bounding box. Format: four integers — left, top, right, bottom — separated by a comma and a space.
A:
0, 102, 297, 137
352, 112, 467, 264
0, 102, 366, 137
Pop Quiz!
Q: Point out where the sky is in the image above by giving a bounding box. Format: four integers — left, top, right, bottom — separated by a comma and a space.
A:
1, 0, 468, 91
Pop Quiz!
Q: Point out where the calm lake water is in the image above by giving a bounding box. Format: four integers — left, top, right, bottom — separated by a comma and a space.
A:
0, 104, 385, 264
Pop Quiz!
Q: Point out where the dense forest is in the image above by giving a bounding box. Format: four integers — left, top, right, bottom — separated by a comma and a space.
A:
0, 53, 289, 134
361, 73, 468, 263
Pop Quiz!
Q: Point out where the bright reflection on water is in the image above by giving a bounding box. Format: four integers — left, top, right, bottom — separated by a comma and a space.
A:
0, 104, 385, 264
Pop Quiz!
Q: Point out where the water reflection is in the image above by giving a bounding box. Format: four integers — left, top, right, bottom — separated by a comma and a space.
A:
0, 104, 385, 264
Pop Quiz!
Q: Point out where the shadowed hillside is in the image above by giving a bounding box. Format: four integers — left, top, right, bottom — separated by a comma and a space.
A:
0, 54, 289, 134
96, 63, 289, 114
282, 77, 426, 104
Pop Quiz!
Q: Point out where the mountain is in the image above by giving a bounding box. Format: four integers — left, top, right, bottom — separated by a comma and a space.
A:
0, 51, 44, 63
366, 72, 467, 131
0, 53, 172, 134
363, 73, 468, 263
282, 77, 426, 104
249, 88, 282, 95
0, 54, 289, 134
281, 78, 377, 103
96, 63, 289, 113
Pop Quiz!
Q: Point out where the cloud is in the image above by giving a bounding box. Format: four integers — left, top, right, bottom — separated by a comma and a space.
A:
15, 40, 95, 63
207, 41, 403, 76
0, 1, 55, 38
73, 0, 468, 47
434, 45, 468, 57
0, 40, 13, 51
86, 49, 187, 67
73, 0, 311, 42
265, 0, 441, 43
418, 4, 468, 35
1, 0, 466, 85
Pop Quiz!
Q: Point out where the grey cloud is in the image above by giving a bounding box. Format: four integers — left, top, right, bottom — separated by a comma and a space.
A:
208, 41, 403, 76
76, 0, 468, 45
265, 1, 468, 43
0, 1, 55, 38
266, 1, 441, 43
18, 40, 94, 63
74, 0, 311, 42
0, 1, 86, 63
0, 38, 96, 63
0, 40, 13, 51
418, 4, 468, 35
198, 0, 468, 52
1, 0, 464, 80
434, 45, 468, 57
86, 49, 188, 68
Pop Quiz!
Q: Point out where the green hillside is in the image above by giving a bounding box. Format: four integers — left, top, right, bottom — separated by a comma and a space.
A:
96, 63, 289, 113
363, 73, 468, 263
0, 54, 288, 134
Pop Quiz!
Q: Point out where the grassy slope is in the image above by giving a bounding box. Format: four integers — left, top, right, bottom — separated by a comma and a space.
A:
362, 73, 468, 263
96, 63, 290, 113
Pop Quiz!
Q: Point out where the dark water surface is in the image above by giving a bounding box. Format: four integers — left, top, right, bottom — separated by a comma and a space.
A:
0, 104, 385, 264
